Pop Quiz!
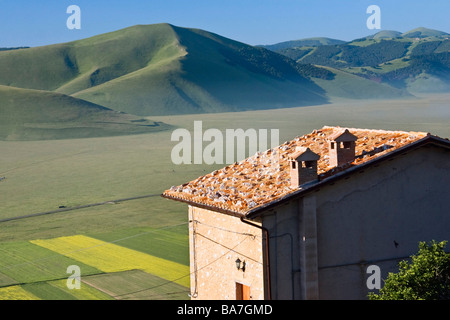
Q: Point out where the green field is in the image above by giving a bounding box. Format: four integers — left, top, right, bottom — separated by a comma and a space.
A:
21, 280, 114, 300
0, 241, 102, 284
81, 270, 189, 300
0, 94, 449, 299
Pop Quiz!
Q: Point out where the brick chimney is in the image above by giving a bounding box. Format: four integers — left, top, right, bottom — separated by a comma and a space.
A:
289, 147, 320, 188
328, 129, 358, 167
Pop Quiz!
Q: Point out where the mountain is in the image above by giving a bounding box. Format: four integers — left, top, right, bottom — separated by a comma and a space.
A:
369, 30, 402, 40
0, 23, 411, 121
259, 37, 346, 65
265, 27, 450, 93
0, 23, 331, 117
401, 27, 450, 39
0, 85, 171, 140
75, 25, 337, 115
0, 47, 30, 52
260, 37, 345, 51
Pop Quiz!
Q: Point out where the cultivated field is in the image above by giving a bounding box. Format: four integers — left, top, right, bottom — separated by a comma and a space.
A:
31, 235, 190, 287
0, 94, 449, 299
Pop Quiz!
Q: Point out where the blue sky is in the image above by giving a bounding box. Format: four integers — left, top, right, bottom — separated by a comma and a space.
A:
1, 0, 449, 47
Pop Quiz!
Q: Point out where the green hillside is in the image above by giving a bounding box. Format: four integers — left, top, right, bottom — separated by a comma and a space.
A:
370, 30, 402, 40
301, 39, 413, 67
0, 24, 183, 94
0, 47, 29, 52
310, 66, 409, 99
402, 27, 450, 39
73, 25, 331, 115
265, 27, 450, 94
260, 37, 345, 51
0, 85, 171, 140
0, 23, 330, 116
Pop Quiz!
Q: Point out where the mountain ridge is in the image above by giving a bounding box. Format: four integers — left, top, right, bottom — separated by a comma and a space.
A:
259, 37, 346, 51
262, 27, 449, 47
0, 23, 417, 117
263, 27, 450, 93
0, 23, 434, 140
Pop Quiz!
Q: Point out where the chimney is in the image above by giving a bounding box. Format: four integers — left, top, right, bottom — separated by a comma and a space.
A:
289, 147, 320, 188
328, 129, 358, 167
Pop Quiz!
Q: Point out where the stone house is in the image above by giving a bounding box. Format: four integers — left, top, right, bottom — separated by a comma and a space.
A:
162, 126, 450, 300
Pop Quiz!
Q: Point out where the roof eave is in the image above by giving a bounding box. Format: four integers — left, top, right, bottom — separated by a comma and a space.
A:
161, 193, 245, 218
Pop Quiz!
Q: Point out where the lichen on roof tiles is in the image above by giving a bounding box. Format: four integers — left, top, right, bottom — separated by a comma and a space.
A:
163, 126, 428, 215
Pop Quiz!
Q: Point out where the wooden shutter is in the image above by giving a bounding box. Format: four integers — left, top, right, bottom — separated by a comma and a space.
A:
236, 283, 251, 300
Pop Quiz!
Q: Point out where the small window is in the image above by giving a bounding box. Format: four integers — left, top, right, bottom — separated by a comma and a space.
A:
304, 161, 315, 169
291, 161, 296, 169
330, 142, 335, 149
343, 141, 352, 149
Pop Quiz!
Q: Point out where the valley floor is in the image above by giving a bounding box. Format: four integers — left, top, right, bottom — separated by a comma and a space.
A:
0, 93, 448, 300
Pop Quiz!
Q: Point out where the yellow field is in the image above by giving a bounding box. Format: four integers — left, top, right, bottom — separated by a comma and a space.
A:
31, 235, 190, 287
0, 286, 39, 300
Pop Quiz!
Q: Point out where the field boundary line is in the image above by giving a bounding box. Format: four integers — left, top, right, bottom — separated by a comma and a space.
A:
0, 194, 160, 223
81, 279, 119, 300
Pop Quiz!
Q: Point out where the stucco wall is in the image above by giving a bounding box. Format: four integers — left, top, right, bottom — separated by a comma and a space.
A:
315, 145, 449, 299
262, 144, 450, 300
188, 206, 264, 300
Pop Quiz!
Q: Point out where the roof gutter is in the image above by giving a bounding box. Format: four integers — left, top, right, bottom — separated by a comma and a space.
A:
239, 215, 272, 301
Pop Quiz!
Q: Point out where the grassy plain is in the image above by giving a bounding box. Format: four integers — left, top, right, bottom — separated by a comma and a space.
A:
0, 241, 102, 284
0, 93, 449, 299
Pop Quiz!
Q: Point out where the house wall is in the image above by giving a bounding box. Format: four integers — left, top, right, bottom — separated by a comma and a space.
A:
188, 206, 264, 300
261, 144, 450, 299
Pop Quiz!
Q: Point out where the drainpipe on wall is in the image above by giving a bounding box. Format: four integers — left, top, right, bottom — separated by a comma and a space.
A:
240, 216, 272, 301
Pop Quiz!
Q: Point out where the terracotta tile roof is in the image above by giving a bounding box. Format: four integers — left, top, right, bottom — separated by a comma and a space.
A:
162, 126, 429, 215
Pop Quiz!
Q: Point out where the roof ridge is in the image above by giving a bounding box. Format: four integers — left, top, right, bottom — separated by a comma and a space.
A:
321, 125, 428, 136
